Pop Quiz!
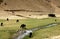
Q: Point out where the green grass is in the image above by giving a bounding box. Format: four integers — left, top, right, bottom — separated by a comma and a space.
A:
0, 31, 10, 39
23, 18, 60, 39
0, 18, 60, 39
27, 24, 60, 39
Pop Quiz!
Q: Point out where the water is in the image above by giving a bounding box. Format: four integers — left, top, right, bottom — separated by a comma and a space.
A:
14, 23, 59, 39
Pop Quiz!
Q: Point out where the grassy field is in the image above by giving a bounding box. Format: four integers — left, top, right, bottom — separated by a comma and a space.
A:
23, 18, 60, 39
0, 18, 60, 39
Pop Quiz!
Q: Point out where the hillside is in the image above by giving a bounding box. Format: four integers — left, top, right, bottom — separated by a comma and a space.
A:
0, 0, 60, 19
0, 0, 60, 13
0, 0, 58, 13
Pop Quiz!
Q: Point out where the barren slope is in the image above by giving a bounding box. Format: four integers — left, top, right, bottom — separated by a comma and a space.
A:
0, 0, 60, 19
0, 0, 60, 13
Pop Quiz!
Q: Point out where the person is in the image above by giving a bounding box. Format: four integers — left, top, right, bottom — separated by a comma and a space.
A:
29, 32, 33, 38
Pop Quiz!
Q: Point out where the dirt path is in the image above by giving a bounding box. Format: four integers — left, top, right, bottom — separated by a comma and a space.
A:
0, 16, 27, 19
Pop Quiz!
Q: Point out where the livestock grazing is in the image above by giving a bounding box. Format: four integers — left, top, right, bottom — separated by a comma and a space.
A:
1, 22, 3, 26
48, 14, 56, 17
7, 18, 9, 21
20, 24, 26, 29
16, 20, 19, 22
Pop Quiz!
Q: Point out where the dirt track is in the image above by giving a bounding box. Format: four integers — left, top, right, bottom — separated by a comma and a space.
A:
0, 14, 60, 19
